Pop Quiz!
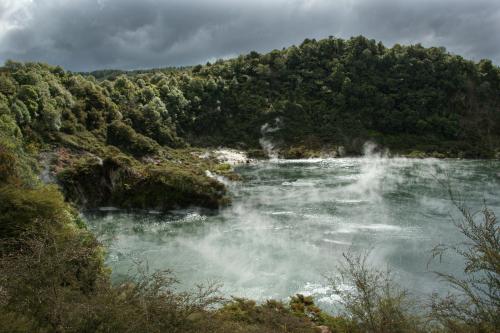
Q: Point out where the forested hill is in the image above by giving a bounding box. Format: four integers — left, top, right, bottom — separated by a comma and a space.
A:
1, 35, 500, 158
188, 37, 500, 157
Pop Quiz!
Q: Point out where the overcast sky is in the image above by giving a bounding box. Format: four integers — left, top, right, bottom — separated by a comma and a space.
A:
0, 0, 498, 71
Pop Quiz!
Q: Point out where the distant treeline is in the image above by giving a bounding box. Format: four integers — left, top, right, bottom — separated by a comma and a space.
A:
78, 66, 188, 81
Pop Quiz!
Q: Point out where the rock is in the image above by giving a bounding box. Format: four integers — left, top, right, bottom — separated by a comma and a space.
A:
213, 148, 249, 165
337, 146, 346, 157
56, 153, 229, 211
197, 148, 251, 165
316, 325, 332, 333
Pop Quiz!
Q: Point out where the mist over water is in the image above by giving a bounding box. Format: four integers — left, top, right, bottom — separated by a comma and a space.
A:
85, 155, 500, 309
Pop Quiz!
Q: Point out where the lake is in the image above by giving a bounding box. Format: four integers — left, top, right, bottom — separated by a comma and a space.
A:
85, 156, 500, 309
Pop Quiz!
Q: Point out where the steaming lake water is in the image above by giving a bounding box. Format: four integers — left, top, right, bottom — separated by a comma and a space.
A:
85, 157, 500, 308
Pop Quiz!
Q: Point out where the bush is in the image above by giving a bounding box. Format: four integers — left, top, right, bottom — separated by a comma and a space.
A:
0, 146, 20, 186
328, 252, 424, 333
0, 184, 77, 239
0, 74, 17, 95
430, 204, 500, 332
107, 120, 159, 156
215, 297, 317, 333
10, 100, 31, 125
0, 230, 222, 333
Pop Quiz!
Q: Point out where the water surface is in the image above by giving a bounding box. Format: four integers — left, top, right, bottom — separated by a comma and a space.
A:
85, 157, 500, 308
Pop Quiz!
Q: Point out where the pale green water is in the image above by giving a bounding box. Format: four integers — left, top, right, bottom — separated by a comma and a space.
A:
85, 157, 500, 308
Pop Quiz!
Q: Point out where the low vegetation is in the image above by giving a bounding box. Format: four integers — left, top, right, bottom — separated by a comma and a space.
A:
327, 252, 423, 333
1, 185, 497, 332
429, 204, 499, 332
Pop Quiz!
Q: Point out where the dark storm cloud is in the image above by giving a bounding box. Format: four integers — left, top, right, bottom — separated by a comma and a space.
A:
0, 0, 498, 71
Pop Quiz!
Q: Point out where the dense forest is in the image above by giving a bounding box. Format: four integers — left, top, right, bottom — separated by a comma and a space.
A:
86, 36, 500, 158
3, 36, 500, 160
0, 36, 499, 332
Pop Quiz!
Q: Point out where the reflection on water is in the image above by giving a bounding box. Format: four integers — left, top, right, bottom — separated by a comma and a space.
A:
85, 156, 500, 309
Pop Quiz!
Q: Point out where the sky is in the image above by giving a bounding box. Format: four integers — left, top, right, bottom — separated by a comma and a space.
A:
0, 0, 499, 71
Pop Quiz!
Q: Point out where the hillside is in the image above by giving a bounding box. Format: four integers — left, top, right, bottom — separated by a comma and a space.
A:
89, 36, 500, 157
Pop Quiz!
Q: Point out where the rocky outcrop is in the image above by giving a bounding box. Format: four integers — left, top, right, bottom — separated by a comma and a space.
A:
56, 152, 229, 211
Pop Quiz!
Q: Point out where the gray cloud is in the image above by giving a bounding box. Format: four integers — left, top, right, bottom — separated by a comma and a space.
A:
0, 0, 498, 71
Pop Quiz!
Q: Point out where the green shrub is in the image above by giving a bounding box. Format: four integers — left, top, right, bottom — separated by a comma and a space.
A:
430, 204, 500, 332
0, 184, 77, 239
0, 74, 17, 95
0, 145, 21, 186
0, 231, 221, 333
216, 297, 317, 333
107, 120, 159, 156
328, 252, 424, 333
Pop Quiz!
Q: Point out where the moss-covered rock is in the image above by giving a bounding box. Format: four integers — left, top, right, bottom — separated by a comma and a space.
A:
56, 152, 229, 211
406, 150, 428, 159
281, 146, 321, 159
116, 163, 228, 210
